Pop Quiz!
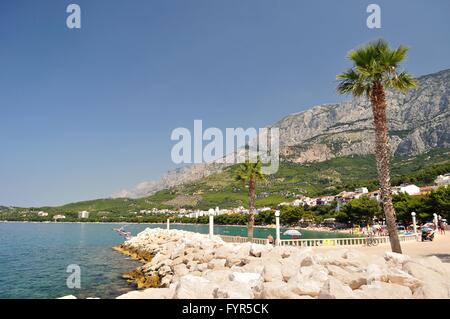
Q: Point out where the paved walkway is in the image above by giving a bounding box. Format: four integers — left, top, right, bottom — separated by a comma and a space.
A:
316, 233, 450, 263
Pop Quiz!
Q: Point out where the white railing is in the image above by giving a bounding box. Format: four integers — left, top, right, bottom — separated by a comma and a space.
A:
279, 234, 418, 247
219, 235, 268, 245
219, 234, 418, 247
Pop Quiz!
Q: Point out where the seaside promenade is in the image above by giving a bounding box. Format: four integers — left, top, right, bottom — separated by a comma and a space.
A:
317, 233, 450, 262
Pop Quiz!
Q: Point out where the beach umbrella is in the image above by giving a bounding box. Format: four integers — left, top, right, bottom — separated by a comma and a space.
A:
283, 229, 302, 236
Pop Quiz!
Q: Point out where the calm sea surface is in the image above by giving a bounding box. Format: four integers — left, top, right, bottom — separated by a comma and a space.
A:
0, 222, 351, 299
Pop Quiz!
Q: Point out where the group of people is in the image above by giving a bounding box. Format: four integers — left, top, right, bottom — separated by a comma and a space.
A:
351, 219, 448, 237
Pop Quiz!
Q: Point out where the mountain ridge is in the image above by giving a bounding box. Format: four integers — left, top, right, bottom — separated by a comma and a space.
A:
114, 68, 450, 198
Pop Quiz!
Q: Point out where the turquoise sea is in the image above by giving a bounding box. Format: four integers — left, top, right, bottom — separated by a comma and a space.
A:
0, 222, 351, 299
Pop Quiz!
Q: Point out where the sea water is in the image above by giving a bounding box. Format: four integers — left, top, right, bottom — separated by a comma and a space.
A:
0, 222, 351, 298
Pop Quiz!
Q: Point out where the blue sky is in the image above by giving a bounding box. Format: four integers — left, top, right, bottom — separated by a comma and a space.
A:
1, 0, 449, 207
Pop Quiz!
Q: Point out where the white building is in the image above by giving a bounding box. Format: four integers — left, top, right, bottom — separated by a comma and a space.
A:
355, 187, 369, 194
435, 173, 450, 187
53, 215, 66, 221
392, 184, 421, 196
78, 211, 90, 219
37, 211, 48, 217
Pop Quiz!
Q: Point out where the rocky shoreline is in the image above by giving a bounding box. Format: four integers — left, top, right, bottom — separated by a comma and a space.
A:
108, 228, 450, 299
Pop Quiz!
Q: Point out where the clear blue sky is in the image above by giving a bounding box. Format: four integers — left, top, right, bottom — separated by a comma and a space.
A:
1, 0, 449, 207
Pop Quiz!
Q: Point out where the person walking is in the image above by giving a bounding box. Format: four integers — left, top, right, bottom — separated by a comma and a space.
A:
267, 234, 274, 245
439, 219, 446, 235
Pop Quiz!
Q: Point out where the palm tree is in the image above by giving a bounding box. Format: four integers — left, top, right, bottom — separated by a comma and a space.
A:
336, 39, 417, 254
235, 159, 265, 241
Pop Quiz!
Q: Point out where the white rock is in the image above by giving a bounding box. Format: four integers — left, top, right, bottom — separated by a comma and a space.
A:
260, 281, 302, 299
58, 295, 77, 299
249, 244, 264, 257
414, 256, 450, 277
173, 275, 217, 299
116, 288, 175, 299
288, 274, 323, 297
280, 259, 299, 282
413, 283, 449, 299
386, 268, 422, 290
318, 277, 355, 299
229, 272, 263, 289
366, 264, 388, 284
354, 282, 412, 299
213, 282, 254, 299
403, 261, 445, 283
300, 255, 317, 267
173, 264, 189, 277
197, 263, 208, 272
204, 269, 233, 284
234, 260, 265, 274
208, 258, 226, 270
262, 263, 283, 282
384, 252, 411, 265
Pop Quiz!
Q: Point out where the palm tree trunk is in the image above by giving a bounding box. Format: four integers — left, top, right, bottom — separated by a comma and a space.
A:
247, 176, 256, 241
370, 81, 402, 254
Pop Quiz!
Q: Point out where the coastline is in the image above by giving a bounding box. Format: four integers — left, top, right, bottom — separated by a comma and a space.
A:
109, 228, 450, 299
0, 220, 352, 234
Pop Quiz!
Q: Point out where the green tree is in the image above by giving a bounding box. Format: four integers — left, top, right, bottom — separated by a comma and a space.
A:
392, 192, 424, 221
280, 206, 304, 226
235, 159, 265, 241
422, 186, 450, 221
341, 196, 382, 224
255, 210, 275, 225
337, 39, 417, 253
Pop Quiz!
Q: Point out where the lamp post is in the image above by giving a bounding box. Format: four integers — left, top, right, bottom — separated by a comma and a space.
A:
209, 214, 214, 238
167, 218, 170, 230
275, 210, 281, 246
411, 212, 417, 239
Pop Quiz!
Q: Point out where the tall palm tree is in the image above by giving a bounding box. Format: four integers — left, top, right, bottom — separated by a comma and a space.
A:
235, 159, 265, 241
337, 39, 417, 254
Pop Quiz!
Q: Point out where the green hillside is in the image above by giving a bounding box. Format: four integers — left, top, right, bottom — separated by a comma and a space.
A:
3, 148, 449, 220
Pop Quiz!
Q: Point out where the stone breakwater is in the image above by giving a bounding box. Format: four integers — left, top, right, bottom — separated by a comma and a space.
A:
114, 228, 450, 299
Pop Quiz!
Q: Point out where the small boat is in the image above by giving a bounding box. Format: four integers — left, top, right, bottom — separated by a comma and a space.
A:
113, 226, 132, 240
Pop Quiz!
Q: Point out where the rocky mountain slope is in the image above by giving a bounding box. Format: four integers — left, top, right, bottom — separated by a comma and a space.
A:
116, 69, 450, 198
276, 69, 450, 163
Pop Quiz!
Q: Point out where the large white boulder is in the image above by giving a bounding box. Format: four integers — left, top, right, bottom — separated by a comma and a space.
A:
229, 272, 263, 290
262, 263, 283, 282
280, 259, 299, 282
412, 283, 449, 299
365, 264, 388, 284
203, 269, 232, 283
259, 281, 302, 299
208, 258, 227, 270
354, 282, 412, 299
288, 274, 324, 297
213, 282, 254, 299
386, 268, 422, 290
384, 252, 411, 265
173, 275, 217, 299
414, 256, 450, 277
318, 277, 355, 299
249, 244, 265, 257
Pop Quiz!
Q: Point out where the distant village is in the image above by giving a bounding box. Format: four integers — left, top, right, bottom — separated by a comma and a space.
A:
18, 173, 450, 222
